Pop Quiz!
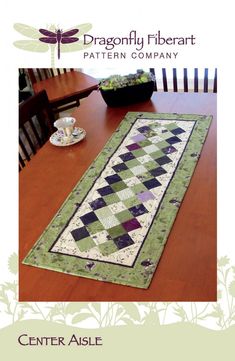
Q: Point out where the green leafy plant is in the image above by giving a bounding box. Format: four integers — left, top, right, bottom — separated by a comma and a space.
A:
99, 69, 155, 91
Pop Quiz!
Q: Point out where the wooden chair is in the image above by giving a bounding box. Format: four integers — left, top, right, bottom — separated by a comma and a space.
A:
19, 90, 55, 171
19, 69, 32, 103
27, 68, 99, 116
149, 68, 217, 93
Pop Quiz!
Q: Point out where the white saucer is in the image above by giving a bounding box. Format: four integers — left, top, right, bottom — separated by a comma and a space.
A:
50, 127, 86, 147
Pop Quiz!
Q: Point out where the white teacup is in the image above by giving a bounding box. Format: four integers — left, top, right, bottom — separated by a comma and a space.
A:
54, 117, 76, 138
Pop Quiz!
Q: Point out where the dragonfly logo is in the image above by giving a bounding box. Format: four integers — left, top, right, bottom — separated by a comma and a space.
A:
13, 23, 93, 67
39, 28, 79, 60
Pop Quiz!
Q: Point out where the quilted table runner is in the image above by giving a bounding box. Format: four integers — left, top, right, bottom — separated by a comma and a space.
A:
23, 112, 212, 288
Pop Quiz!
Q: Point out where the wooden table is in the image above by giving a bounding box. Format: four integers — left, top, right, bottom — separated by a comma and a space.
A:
19, 91, 217, 301
31, 70, 98, 112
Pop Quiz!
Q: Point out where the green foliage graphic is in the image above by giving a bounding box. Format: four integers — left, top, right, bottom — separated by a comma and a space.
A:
1, 254, 235, 329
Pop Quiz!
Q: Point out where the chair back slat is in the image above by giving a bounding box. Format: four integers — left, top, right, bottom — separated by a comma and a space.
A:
183, 68, 188, 92
21, 123, 38, 154
36, 111, 51, 141
19, 153, 25, 169
19, 90, 55, 170
173, 68, 178, 92
19, 137, 31, 161
162, 68, 168, 92
213, 68, 217, 93
42, 69, 49, 79
204, 68, 209, 92
36, 69, 43, 81
29, 117, 44, 146
27, 69, 37, 84
194, 68, 199, 92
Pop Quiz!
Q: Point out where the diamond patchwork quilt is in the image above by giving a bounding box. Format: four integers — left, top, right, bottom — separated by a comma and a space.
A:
23, 112, 212, 288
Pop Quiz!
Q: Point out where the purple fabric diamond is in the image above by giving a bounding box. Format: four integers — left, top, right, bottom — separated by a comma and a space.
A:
126, 143, 141, 151
171, 127, 185, 135
97, 185, 114, 196
138, 126, 151, 133
112, 163, 128, 173
119, 152, 135, 162
143, 178, 161, 190
137, 190, 155, 203
156, 155, 172, 165
129, 204, 148, 217
132, 134, 146, 142
122, 218, 141, 232
150, 167, 167, 177
105, 174, 122, 184
113, 234, 134, 249
71, 226, 89, 241
162, 145, 177, 154
166, 136, 181, 145
90, 198, 107, 211
80, 212, 98, 225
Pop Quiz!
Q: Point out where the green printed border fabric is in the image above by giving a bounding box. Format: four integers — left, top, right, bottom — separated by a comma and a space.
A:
23, 112, 212, 288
